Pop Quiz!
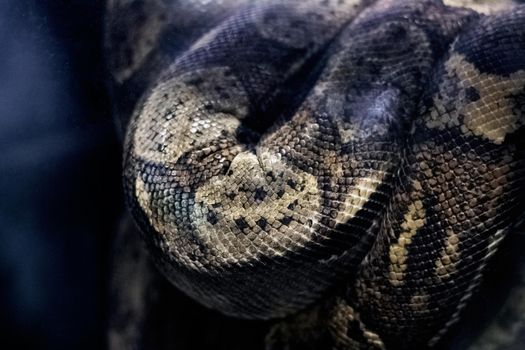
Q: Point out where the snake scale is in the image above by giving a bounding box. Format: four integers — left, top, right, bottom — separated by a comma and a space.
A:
105, 0, 525, 349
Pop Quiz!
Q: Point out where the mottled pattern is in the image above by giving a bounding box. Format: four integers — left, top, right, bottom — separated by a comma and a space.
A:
106, 0, 525, 349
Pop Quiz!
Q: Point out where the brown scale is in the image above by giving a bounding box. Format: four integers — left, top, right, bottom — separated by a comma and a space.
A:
268, 3, 525, 350
124, 0, 374, 319
347, 8, 525, 349
261, 0, 475, 269
116, 0, 525, 349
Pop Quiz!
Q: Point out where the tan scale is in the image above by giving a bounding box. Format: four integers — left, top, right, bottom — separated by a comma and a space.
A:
328, 298, 386, 350
132, 68, 249, 164
424, 53, 525, 144
193, 149, 321, 262
409, 293, 430, 312
444, 0, 520, 14
335, 172, 390, 226
435, 228, 461, 280
388, 199, 426, 287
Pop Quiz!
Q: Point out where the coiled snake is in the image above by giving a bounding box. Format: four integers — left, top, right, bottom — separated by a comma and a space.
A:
106, 0, 525, 348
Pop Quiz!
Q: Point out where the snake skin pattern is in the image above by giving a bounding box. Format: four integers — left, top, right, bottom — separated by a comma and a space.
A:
106, 0, 525, 348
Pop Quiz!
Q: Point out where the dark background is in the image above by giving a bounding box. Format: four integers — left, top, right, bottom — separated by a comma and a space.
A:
0, 2, 270, 349
0, 1, 121, 349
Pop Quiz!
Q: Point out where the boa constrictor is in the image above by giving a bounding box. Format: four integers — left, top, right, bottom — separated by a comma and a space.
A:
106, 0, 525, 348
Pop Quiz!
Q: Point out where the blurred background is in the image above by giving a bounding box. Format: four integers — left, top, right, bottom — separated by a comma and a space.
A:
0, 1, 121, 349
0, 2, 269, 349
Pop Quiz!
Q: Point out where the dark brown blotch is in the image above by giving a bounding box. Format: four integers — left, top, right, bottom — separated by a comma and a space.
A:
254, 187, 267, 201
465, 86, 480, 102
235, 217, 250, 232
256, 218, 268, 230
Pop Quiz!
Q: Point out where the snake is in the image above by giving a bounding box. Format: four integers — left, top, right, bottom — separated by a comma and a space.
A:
105, 0, 525, 349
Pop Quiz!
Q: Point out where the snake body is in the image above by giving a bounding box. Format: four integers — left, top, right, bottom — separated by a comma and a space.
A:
106, 0, 525, 348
